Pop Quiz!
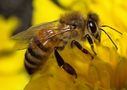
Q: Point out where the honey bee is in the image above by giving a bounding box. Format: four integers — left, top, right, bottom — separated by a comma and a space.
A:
12, 11, 122, 78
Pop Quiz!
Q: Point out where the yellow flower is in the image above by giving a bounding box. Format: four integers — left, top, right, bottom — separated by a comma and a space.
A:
24, 34, 127, 90
0, 0, 127, 90
25, 0, 127, 90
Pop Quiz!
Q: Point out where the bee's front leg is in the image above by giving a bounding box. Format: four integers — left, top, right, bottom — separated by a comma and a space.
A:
71, 40, 94, 59
54, 48, 77, 78
86, 35, 97, 56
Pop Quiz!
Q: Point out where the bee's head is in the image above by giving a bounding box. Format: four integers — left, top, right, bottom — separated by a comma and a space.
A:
85, 13, 122, 50
85, 13, 101, 42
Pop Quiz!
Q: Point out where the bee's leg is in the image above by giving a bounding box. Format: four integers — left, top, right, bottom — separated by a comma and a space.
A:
54, 49, 77, 78
55, 46, 65, 51
55, 40, 67, 51
71, 40, 94, 59
86, 35, 97, 55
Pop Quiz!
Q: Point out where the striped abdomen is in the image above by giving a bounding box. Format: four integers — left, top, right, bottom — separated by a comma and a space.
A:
24, 36, 54, 74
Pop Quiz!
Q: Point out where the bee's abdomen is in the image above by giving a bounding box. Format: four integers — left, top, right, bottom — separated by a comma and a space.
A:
24, 37, 51, 74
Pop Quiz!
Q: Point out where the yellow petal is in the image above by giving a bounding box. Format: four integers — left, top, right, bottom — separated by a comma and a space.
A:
113, 57, 127, 89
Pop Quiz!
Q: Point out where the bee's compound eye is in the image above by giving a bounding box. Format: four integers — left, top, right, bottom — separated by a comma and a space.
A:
88, 20, 97, 33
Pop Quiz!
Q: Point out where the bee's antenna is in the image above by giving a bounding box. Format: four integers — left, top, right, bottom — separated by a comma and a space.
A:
100, 28, 118, 50
101, 25, 122, 35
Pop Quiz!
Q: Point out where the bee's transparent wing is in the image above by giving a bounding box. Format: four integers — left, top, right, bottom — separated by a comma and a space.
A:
12, 20, 58, 50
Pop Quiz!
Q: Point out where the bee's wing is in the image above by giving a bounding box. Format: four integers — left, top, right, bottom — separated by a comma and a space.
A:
12, 20, 58, 50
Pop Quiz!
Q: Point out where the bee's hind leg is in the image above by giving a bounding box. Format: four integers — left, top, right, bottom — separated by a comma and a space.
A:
71, 40, 94, 59
54, 48, 77, 78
